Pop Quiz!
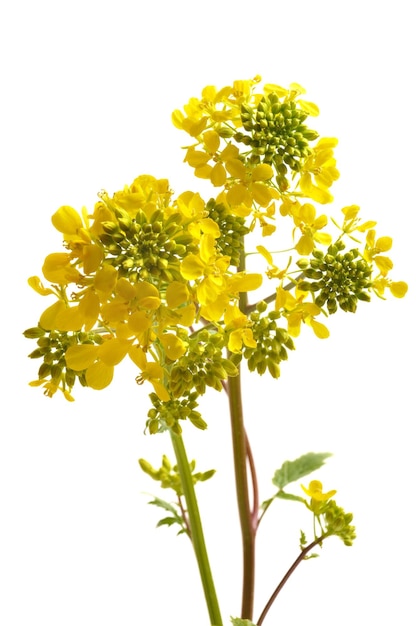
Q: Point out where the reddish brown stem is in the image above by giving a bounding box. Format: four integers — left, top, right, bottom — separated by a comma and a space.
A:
256, 534, 328, 625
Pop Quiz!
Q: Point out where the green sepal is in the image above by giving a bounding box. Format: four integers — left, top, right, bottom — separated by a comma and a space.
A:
272, 452, 332, 490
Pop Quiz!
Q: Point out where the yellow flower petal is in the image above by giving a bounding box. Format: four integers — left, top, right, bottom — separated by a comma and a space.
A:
166, 282, 189, 307
194, 164, 213, 179
51, 205, 83, 235
42, 253, 81, 284
28, 276, 54, 296
55, 305, 84, 331
185, 148, 211, 168
97, 339, 130, 366
83, 244, 103, 274
159, 333, 187, 360
94, 265, 118, 293
65, 344, 98, 371
389, 281, 408, 298
227, 184, 251, 206
295, 235, 314, 255
374, 255, 393, 275
301, 480, 336, 501
225, 159, 246, 179
210, 162, 227, 187
251, 183, 272, 207
203, 130, 220, 153
309, 319, 330, 339
86, 361, 114, 390
228, 272, 262, 293
181, 254, 205, 280
297, 99, 320, 116
252, 164, 274, 182
376, 236, 393, 252
39, 300, 66, 330
256, 245, 274, 265
128, 344, 147, 369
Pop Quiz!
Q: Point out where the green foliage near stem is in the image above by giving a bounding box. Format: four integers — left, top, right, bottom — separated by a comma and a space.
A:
272, 452, 332, 490
146, 495, 189, 536
231, 618, 258, 626
260, 452, 332, 515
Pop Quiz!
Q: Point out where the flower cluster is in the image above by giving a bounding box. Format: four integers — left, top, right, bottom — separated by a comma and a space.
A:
25, 77, 407, 430
301, 480, 356, 546
298, 242, 373, 314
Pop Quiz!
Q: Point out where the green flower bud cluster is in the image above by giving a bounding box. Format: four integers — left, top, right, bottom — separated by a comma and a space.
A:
323, 500, 356, 546
298, 242, 372, 314
235, 93, 319, 183
206, 199, 249, 266
169, 330, 238, 397
238, 303, 295, 378
139, 455, 215, 497
100, 207, 194, 283
146, 391, 206, 435
24, 326, 102, 391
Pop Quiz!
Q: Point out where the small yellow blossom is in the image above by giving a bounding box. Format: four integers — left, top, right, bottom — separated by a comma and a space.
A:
291, 202, 331, 254
299, 138, 339, 204
302, 480, 337, 513
129, 345, 170, 401
224, 304, 257, 353
276, 287, 329, 338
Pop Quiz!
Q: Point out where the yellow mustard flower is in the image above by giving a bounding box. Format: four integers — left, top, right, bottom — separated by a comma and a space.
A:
224, 304, 257, 353
364, 229, 394, 276
256, 245, 289, 280
65, 338, 131, 390
299, 138, 339, 204
291, 202, 332, 255
180, 233, 230, 306
111, 175, 172, 219
276, 286, 329, 339
42, 253, 81, 285
129, 344, 170, 401
301, 479, 337, 513
372, 277, 408, 299
29, 378, 75, 401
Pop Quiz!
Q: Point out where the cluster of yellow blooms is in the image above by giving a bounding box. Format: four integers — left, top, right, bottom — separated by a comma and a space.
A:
301, 480, 356, 546
25, 77, 407, 431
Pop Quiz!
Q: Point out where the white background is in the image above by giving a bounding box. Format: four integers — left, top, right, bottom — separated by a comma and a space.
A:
1, 1, 415, 624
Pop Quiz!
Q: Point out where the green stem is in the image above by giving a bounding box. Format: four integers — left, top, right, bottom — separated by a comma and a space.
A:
228, 371, 257, 620
170, 430, 223, 626
226, 239, 258, 619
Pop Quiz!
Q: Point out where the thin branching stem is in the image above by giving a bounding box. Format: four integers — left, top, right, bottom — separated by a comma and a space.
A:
256, 534, 328, 626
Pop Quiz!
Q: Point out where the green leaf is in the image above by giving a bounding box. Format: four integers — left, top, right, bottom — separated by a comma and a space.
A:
230, 618, 258, 626
272, 452, 332, 490
146, 495, 188, 535
148, 496, 178, 516
156, 516, 179, 528
275, 491, 305, 503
